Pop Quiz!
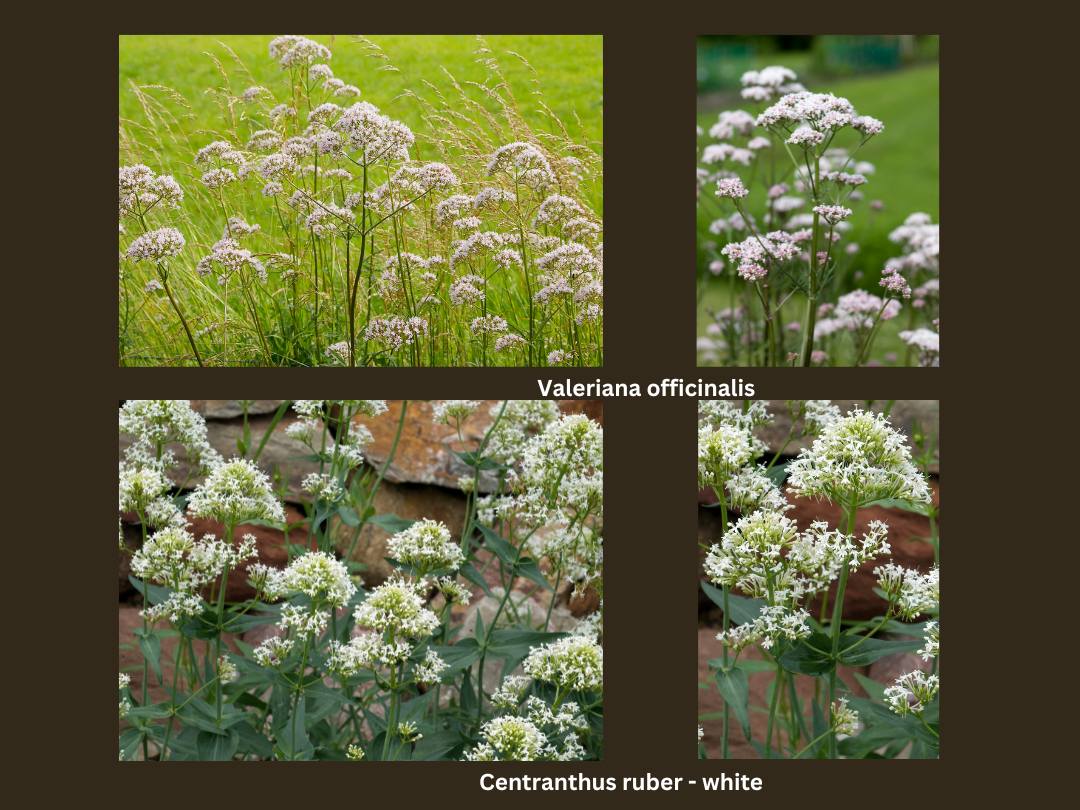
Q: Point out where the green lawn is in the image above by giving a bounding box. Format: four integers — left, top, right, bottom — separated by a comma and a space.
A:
696, 63, 938, 362
120, 34, 602, 187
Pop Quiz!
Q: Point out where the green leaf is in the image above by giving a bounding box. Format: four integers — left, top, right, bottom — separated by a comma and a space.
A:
699, 581, 763, 625
459, 561, 493, 597
460, 669, 477, 716
863, 498, 931, 516
119, 728, 143, 760
838, 636, 921, 667
397, 690, 435, 723
337, 505, 361, 527
430, 639, 481, 672
177, 606, 221, 640
777, 632, 835, 676
252, 401, 292, 463
368, 513, 416, 534
714, 665, 751, 740
136, 630, 162, 683
708, 657, 773, 673
275, 698, 314, 760
765, 461, 789, 486
412, 728, 465, 761
486, 629, 566, 659
304, 682, 347, 723
477, 525, 517, 565
853, 672, 887, 702
196, 729, 240, 761
515, 557, 551, 590
234, 722, 273, 759
128, 576, 172, 608
453, 450, 499, 470
125, 703, 171, 722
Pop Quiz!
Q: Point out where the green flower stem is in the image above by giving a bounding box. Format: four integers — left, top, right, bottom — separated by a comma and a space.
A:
381, 661, 400, 761
215, 558, 232, 726
827, 496, 858, 758
159, 639, 184, 761
764, 665, 784, 758
840, 611, 893, 655
792, 727, 833, 759
799, 206, 821, 367
346, 400, 408, 563
711, 485, 732, 759
135, 510, 151, 760
475, 523, 542, 727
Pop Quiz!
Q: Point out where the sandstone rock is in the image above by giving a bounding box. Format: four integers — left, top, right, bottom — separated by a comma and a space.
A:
190, 400, 287, 420
867, 650, 932, 686
360, 400, 602, 491
333, 479, 467, 586
360, 400, 501, 492
697, 627, 866, 759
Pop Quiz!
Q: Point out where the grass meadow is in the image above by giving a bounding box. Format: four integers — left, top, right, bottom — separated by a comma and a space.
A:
119, 35, 603, 367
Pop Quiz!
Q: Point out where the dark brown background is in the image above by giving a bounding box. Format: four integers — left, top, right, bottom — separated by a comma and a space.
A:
18, 2, 1034, 804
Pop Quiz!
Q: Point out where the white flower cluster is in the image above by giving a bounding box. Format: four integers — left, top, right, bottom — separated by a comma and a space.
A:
717, 602, 812, 653
464, 680, 590, 762
118, 463, 170, 516
525, 524, 603, 596
261, 550, 357, 607
119, 400, 221, 475
786, 408, 932, 507
464, 716, 549, 761
354, 577, 440, 638
386, 519, 464, 575
119, 672, 132, 718
119, 164, 183, 218
831, 697, 860, 738
132, 526, 258, 622
484, 400, 562, 467
186, 458, 286, 526
431, 400, 480, 426
884, 670, 939, 717
301, 472, 344, 504
125, 227, 186, 263
522, 634, 603, 694
697, 400, 784, 514
873, 563, 939, 620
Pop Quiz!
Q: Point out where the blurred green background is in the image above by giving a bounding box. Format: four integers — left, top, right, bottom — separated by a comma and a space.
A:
696, 36, 939, 363
119, 35, 603, 164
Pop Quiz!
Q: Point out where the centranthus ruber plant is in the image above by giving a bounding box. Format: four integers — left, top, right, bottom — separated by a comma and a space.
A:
119, 36, 603, 367
696, 65, 939, 367
698, 401, 939, 759
119, 400, 603, 761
